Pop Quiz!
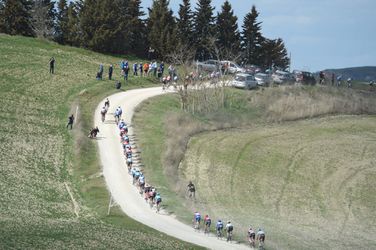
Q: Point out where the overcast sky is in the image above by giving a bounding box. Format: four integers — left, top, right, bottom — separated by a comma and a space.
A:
141, 0, 376, 71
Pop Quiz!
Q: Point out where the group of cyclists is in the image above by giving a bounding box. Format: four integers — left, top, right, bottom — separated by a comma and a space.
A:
101, 99, 164, 213
193, 211, 266, 248
101, 98, 265, 247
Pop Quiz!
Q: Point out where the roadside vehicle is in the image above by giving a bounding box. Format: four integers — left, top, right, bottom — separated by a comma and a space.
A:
295, 71, 316, 85
255, 73, 271, 86
221, 60, 246, 74
231, 73, 258, 89
196, 60, 220, 72
272, 70, 293, 84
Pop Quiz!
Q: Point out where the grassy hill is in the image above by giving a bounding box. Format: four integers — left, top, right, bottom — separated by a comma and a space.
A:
325, 66, 376, 81
0, 34, 200, 249
133, 85, 376, 249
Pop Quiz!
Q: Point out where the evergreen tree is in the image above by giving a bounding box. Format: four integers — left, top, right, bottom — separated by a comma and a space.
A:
0, 1, 4, 33
31, 0, 56, 39
261, 38, 289, 70
176, 0, 193, 47
241, 5, 264, 65
193, 0, 215, 61
55, 0, 68, 43
65, 2, 81, 46
125, 0, 146, 57
0, 0, 34, 36
216, 0, 240, 59
147, 0, 176, 59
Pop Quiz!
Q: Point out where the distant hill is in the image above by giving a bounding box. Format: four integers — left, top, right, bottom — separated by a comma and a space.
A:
325, 66, 376, 81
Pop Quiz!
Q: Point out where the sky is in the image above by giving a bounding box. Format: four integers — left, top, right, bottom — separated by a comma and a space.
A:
141, 0, 376, 71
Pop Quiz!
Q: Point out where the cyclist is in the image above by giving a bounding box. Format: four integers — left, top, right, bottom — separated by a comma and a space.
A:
336, 75, 342, 87
225, 221, 233, 242
118, 119, 126, 130
193, 212, 201, 230
256, 228, 266, 248
347, 77, 352, 88
203, 215, 211, 234
138, 173, 145, 193
104, 98, 110, 109
114, 106, 122, 124
100, 106, 107, 122
248, 226, 256, 248
216, 219, 224, 238
155, 193, 162, 212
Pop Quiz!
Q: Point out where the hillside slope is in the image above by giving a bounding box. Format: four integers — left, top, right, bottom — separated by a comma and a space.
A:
0, 35, 198, 249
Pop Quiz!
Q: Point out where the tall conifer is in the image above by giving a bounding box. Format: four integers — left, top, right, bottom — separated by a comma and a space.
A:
193, 0, 215, 61
216, 0, 240, 58
0, 0, 34, 36
176, 0, 193, 47
55, 0, 68, 43
147, 0, 176, 59
241, 5, 264, 65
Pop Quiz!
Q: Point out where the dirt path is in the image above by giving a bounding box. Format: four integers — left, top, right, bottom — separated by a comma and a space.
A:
95, 87, 248, 250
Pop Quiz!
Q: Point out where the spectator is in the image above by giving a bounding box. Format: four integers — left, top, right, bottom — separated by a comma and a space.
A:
66, 114, 74, 129
159, 61, 165, 76
143, 62, 149, 76
109, 64, 113, 80
152, 61, 158, 77
98, 64, 104, 80
139, 63, 143, 77
49, 57, 55, 74
133, 63, 138, 76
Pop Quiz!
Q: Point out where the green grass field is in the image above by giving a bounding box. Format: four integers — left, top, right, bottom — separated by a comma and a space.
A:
133, 86, 376, 249
0, 35, 200, 249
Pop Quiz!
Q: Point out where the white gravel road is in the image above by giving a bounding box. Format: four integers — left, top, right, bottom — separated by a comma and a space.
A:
95, 87, 248, 250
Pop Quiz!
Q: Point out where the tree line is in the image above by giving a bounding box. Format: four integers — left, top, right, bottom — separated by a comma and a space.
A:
0, 0, 289, 70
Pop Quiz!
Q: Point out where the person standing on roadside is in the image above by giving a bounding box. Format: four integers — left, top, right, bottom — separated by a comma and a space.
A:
109, 64, 113, 80
49, 57, 55, 74
139, 63, 143, 77
160, 61, 165, 76
67, 114, 74, 129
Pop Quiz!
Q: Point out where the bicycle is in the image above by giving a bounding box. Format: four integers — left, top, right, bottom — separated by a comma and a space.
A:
248, 237, 256, 248
258, 240, 265, 250
156, 202, 161, 213
193, 220, 200, 231
204, 224, 210, 235
216, 228, 223, 239
226, 231, 233, 242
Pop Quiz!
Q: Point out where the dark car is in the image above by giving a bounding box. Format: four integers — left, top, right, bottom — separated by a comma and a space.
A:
295, 71, 316, 85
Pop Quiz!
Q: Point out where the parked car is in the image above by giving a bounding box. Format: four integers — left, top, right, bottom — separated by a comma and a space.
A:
255, 73, 271, 86
221, 61, 246, 74
231, 73, 258, 89
196, 60, 220, 72
272, 70, 293, 84
294, 71, 316, 85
